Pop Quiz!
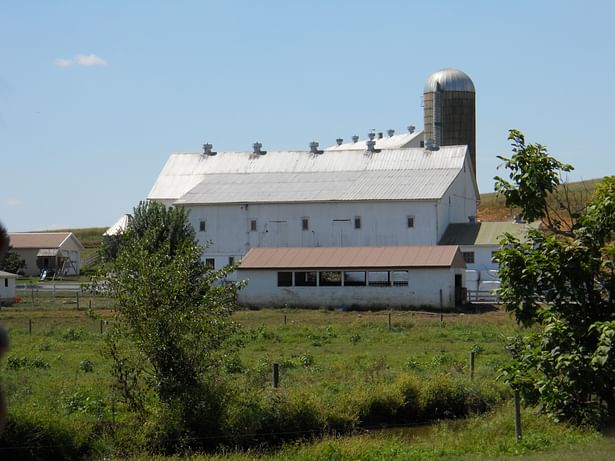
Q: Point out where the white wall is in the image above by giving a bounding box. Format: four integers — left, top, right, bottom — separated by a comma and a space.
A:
460, 245, 498, 271
237, 268, 461, 309
0, 276, 17, 305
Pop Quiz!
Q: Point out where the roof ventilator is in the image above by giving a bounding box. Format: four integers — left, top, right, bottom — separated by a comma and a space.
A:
366, 139, 381, 153
335, 138, 343, 146
368, 131, 376, 141
309, 141, 323, 154
352, 135, 359, 143
252, 142, 267, 155
202, 143, 217, 156
387, 129, 395, 137
377, 132, 383, 139
407, 125, 416, 134
424, 138, 439, 151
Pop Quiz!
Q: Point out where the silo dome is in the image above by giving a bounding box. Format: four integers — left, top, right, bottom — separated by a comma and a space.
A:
424, 68, 475, 93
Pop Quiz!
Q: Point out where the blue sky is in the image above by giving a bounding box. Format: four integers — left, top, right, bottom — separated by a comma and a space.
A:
1, 0, 614, 231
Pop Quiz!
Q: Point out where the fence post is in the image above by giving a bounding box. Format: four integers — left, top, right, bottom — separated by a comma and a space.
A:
272, 363, 279, 388
31, 284, 35, 306
514, 389, 522, 441
52, 283, 56, 298
100, 319, 104, 334
284, 314, 287, 326
469, 351, 475, 381
28, 319, 32, 336
388, 312, 392, 330
76, 292, 80, 310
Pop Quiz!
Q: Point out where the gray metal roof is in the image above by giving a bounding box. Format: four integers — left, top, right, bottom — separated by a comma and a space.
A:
149, 145, 468, 203
424, 68, 475, 93
324, 130, 424, 151
439, 222, 538, 246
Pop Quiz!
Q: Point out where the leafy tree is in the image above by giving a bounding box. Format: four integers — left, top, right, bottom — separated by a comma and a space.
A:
105, 201, 240, 448
0, 246, 26, 275
495, 131, 615, 426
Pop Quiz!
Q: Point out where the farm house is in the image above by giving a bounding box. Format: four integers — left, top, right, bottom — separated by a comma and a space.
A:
237, 246, 466, 309
7, 232, 84, 277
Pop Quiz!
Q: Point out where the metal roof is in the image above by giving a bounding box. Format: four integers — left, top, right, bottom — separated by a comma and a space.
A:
8, 232, 84, 250
104, 214, 132, 236
0, 270, 18, 278
424, 68, 475, 93
324, 130, 424, 151
238, 246, 465, 270
149, 145, 468, 203
438, 222, 538, 246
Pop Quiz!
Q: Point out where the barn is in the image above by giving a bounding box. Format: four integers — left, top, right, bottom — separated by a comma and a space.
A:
7, 232, 84, 277
147, 68, 503, 309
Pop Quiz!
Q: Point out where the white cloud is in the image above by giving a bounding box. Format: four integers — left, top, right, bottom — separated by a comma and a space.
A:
3, 197, 21, 207
54, 54, 107, 68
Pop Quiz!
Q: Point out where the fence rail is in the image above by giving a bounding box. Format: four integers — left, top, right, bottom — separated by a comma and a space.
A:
466, 289, 500, 303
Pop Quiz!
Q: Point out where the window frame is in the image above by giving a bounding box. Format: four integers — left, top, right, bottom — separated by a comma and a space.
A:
354, 216, 362, 229
205, 258, 215, 269
250, 219, 257, 232
406, 215, 415, 229
199, 220, 206, 232
301, 217, 310, 231
277, 272, 293, 287
462, 251, 475, 264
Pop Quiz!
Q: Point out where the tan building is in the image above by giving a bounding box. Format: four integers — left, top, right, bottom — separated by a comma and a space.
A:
8, 232, 84, 277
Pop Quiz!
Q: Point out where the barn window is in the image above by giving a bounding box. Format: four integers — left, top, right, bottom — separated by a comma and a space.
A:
354, 216, 362, 229
199, 220, 206, 232
277, 272, 293, 287
344, 271, 366, 286
205, 258, 215, 269
407, 216, 415, 228
392, 271, 409, 286
295, 271, 317, 286
368, 271, 390, 287
250, 219, 257, 231
463, 252, 475, 264
228, 256, 235, 266
4, 278, 7, 288
302, 217, 309, 231
319, 271, 342, 286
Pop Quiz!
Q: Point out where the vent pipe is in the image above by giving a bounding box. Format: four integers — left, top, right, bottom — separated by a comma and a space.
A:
252, 142, 267, 155
335, 138, 343, 146
309, 141, 323, 154
202, 143, 217, 156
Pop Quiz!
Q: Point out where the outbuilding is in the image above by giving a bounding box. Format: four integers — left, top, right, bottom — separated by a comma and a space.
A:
7, 232, 84, 277
237, 245, 466, 310
0, 271, 18, 306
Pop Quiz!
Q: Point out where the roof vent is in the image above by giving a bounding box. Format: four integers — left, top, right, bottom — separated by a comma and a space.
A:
309, 141, 323, 154
407, 125, 416, 134
425, 138, 439, 151
387, 129, 395, 137
252, 142, 267, 155
377, 132, 383, 139
202, 143, 217, 156
367, 131, 376, 141
335, 138, 343, 146
352, 135, 359, 143
366, 139, 381, 153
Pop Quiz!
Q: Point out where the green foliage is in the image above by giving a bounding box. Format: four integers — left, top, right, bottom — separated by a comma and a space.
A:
105, 201, 240, 448
495, 129, 574, 227
495, 132, 615, 426
0, 246, 26, 274
6, 356, 50, 370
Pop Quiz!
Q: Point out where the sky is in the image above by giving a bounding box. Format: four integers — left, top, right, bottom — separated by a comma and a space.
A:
1, 0, 614, 232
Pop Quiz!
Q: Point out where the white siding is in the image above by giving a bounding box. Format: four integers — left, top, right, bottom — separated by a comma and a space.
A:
237, 268, 461, 309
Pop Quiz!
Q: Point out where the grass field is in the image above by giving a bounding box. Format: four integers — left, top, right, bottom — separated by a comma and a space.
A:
0, 301, 613, 460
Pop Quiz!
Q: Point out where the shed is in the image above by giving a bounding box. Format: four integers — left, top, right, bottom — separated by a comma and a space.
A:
237, 245, 466, 309
8, 232, 84, 277
0, 270, 18, 306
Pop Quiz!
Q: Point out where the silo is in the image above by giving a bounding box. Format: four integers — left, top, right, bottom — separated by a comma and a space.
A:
423, 68, 476, 177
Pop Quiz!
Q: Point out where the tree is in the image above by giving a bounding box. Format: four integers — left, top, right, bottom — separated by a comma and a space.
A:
495, 130, 615, 426
0, 247, 26, 275
105, 201, 240, 447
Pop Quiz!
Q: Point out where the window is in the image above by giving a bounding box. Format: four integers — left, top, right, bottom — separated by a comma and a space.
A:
205, 258, 215, 269
463, 252, 475, 264
319, 271, 342, 286
277, 272, 293, 287
407, 216, 415, 228
250, 219, 257, 231
354, 216, 362, 229
228, 256, 235, 265
368, 271, 390, 287
302, 217, 309, 231
4, 278, 7, 288
392, 271, 409, 286
295, 271, 317, 286
344, 271, 366, 286
199, 220, 206, 232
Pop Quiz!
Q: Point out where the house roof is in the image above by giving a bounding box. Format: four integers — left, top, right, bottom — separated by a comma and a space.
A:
238, 246, 465, 270
8, 232, 84, 250
438, 222, 538, 246
150, 145, 470, 204
0, 270, 18, 278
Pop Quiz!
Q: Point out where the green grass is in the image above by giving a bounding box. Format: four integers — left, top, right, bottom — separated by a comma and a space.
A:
0, 306, 612, 460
